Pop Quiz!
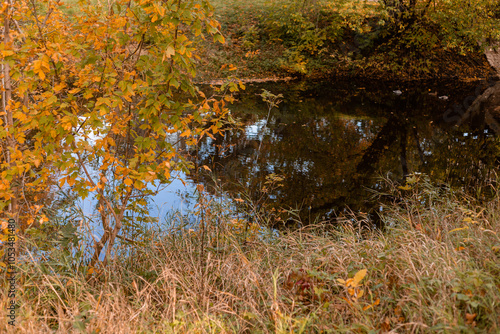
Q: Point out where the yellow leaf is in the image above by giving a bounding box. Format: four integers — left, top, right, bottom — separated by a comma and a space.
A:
39, 215, 48, 225
180, 129, 191, 137
352, 269, 367, 286
164, 45, 175, 59
33, 59, 48, 80
0, 3, 8, 15
37, 69, 46, 81
124, 178, 133, 186
87, 267, 95, 274
54, 82, 67, 93
0, 262, 6, 268
153, 3, 165, 16
67, 177, 75, 186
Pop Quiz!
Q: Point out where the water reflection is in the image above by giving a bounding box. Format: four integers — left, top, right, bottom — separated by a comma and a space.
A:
184, 79, 500, 225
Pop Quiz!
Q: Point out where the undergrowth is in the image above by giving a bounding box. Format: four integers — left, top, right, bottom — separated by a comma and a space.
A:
1, 174, 500, 333
194, 0, 496, 81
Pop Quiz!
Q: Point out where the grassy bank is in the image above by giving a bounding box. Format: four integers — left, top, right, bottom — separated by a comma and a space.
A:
2, 175, 500, 333
195, 0, 498, 81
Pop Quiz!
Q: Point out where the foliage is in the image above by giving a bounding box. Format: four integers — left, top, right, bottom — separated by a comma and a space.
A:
0, 0, 236, 264
198, 0, 499, 79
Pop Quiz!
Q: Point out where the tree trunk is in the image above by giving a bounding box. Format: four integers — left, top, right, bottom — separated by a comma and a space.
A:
3, 5, 19, 221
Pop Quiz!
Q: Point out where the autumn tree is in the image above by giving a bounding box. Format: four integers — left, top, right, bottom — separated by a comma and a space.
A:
0, 0, 234, 267
380, 0, 500, 46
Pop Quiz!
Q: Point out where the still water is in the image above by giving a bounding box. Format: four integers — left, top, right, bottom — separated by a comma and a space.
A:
79, 77, 500, 228
182, 78, 500, 225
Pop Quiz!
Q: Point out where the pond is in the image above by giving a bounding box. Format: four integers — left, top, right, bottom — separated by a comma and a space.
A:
177, 77, 500, 225
78, 77, 500, 229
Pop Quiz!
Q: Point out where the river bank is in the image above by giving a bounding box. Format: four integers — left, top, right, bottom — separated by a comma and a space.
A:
194, 0, 499, 83
5, 177, 500, 332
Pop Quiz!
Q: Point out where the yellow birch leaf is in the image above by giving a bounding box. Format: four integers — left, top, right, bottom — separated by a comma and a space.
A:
352, 269, 367, 286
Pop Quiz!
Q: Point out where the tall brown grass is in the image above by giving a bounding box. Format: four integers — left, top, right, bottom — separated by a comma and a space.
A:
1, 175, 499, 333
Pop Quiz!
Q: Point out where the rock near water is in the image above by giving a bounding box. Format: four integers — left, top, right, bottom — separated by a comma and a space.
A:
485, 44, 500, 77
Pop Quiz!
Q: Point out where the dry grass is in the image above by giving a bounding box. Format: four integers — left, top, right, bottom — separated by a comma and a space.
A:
1, 176, 500, 333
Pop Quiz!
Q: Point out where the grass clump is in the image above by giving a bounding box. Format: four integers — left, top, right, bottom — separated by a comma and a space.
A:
1, 175, 500, 332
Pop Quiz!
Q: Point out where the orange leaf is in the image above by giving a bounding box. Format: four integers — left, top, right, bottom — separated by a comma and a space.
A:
466, 313, 477, 324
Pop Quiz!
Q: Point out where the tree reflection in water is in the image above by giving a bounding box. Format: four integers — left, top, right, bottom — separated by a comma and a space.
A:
184, 79, 500, 226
